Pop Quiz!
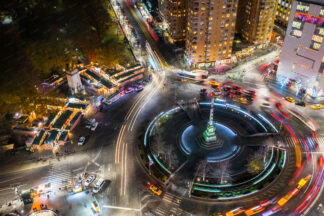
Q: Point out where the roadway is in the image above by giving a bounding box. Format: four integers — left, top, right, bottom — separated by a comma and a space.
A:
0, 0, 323, 215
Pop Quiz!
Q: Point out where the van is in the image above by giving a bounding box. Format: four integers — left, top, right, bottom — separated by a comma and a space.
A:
93, 178, 105, 193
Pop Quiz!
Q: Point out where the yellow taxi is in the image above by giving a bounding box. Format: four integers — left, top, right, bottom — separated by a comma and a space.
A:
244, 205, 265, 216
72, 184, 82, 194
312, 104, 323, 109
91, 201, 99, 213
208, 80, 222, 88
297, 174, 311, 189
285, 97, 295, 103
238, 97, 249, 104
149, 184, 162, 196
226, 207, 245, 216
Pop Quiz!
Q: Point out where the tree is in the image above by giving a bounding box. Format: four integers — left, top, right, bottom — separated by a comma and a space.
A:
27, 39, 80, 77
246, 149, 266, 175
247, 158, 265, 175
207, 161, 233, 184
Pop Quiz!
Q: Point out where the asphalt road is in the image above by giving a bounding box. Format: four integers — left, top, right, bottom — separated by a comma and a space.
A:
0, 0, 323, 216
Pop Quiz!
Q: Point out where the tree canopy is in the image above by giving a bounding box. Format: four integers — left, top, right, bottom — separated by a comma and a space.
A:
0, 0, 134, 112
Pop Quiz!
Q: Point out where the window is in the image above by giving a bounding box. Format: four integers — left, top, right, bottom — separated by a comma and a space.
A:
320, 9, 324, 17
312, 35, 323, 43
296, 4, 309, 12
319, 28, 324, 36
313, 42, 321, 50
292, 21, 301, 29
293, 29, 302, 37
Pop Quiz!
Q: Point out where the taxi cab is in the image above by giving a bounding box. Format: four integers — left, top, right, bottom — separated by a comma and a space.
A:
149, 184, 162, 196
91, 201, 99, 213
312, 104, 323, 110
244, 205, 264, 216
297, 175, 311, 189
285, 97, 295, 103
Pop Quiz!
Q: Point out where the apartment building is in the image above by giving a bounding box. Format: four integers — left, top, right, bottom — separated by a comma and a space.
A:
184, 0, 238, 67
275, 0, 293, 28
159, 0, 187, 42
236, 0, 278, 45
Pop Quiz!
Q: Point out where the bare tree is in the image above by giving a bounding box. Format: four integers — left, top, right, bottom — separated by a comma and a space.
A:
207, 161, 233, 184
196, 159, 208, 181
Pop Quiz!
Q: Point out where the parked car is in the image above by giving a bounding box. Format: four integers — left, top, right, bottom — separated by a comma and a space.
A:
91, 122, 98, 131
124, 87, 134, 94
84, 175, 96, 187
135, 85, 143, 92
93, 179, 106, 193
78, 137, 86, 146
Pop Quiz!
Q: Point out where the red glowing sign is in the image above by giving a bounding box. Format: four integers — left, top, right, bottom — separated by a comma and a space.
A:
295, 12, 324, 26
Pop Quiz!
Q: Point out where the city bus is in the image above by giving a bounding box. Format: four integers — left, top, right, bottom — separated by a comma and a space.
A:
177, 70, 208, 81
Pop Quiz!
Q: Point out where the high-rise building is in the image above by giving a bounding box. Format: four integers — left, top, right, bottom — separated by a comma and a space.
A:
185, 0, 238, 67
236, 0, 278, 45
277, 0, 324, 97
275, 0, 293, 28
159, 0, 187, 42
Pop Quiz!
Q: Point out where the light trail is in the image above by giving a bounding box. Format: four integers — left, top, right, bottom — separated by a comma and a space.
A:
127, 2, 169, 68
102, 205, 140, 211
129, 74, 164, 131
120, 141, 126, 196
123, 143, 128, 196
115, 125, 126, 163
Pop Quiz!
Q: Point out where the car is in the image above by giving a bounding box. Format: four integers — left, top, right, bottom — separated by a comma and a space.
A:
72, 184, 82, 194
318, 155, 324, 166
91, 122, 98, 131
211, 91, 221, 98
261, 102, 272, 110
285, 97, 295, 103
237, 97, 249, 104
78, 137, 86, 146
93, 179, 106, 193
226, 207, 245, 216
297, 175, 311, 189
244, 205, 265, 216
149, 184, 162, 196
232, 86, 242, 93
243, 89, 256, 97
91, 201, 100, 213
135, 85, 143, 92
295, 101, 307, 107
84, 175, 96, 187
275, 102, 282, 110
80, 172, 89, 181
200, 88, 208, 93
312, 104, 323, 109
124, 87, 134, 94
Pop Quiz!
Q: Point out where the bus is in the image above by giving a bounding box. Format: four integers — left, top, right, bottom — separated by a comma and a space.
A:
176, 70, 208, 81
